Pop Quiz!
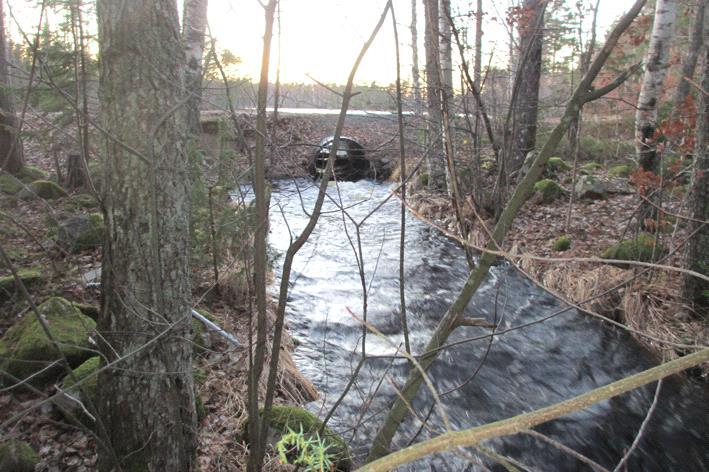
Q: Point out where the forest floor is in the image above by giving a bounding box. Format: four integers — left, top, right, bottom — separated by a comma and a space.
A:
1, 111, 706, 471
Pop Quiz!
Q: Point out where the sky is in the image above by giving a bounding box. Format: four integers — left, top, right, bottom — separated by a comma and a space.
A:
7, 0, 636, 85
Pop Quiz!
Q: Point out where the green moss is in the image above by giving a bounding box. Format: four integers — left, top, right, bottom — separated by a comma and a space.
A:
0, 440, 40, 472
62, 356, 100, 407
245, 405, 351, 471
533, 179, 564, 204
71, 193, 99, 209
19, 165, 48, 182
0, 297, 96, 386
602, 234, 666, 264
58, 213, 105, 253
552, 236, 571, 252
609, 164, 633, 178
579, 162, 602, 174
0, 269, 42, 301
72, 302, 100, 321
547, 157, 571, 172
0, 173, 23, 195
18, 180, 68, 200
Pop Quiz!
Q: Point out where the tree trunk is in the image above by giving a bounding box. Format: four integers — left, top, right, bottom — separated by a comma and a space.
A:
474, 0, 482, 89
411, 0, 423, 115
439, 0, 455, 193
635, 0, 676, 166
0, 0, 24, 175
510, 0, 545, 174
681, 38, 708, 318
96, 1, 196, 470
635, 0, 677, 227
672, 1, 705, 113
183, 0, 209, 138
424, 0, 446, 189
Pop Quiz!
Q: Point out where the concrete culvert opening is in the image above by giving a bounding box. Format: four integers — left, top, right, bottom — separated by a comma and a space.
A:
309, 136, 370, 182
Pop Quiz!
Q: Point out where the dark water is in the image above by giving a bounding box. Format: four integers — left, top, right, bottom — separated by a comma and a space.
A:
268, 179, 708, 471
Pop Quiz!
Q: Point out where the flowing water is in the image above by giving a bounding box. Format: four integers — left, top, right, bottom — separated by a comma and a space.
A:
267, 178, 707, 471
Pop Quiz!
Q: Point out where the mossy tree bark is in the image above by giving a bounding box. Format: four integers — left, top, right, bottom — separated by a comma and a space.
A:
96, 1, 197, 470
0, 0, 25, 175
365, 0, 646, 462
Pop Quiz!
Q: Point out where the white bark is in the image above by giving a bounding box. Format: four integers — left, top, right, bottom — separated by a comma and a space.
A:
635, 0, 677, 172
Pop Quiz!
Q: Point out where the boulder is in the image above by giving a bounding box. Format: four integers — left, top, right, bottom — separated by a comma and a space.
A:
533, 179, 565, 204
242, 405, 351, 471
579, 162, 602, 174
19, 165, 48, 182
0, 173, 24, 195
547, 157, 571, 172
609, 164, 633, 178
0, 440, 40, 472
18, 180, 68, 200
0, 297, 96, 386
574, 175, 608, 200
0, 269, 42, 301
56, 213, 104, 253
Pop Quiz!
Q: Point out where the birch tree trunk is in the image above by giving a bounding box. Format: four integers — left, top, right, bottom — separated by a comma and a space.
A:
635, 0, 676, 171
96, 1, 196, 470
681, 35, 708, 318
510, 0, 545, 173
474, 0, 482, 89
183, 0, 209, 138
424, 0, 446, 189
0, 0, 24, 175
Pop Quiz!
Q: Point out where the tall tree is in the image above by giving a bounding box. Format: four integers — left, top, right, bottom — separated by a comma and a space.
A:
424, 0, 446, 189
96, 0, 197, 470
635, 0, 677, 225
0, 0, 25, 175
410, 0, 423, 115
510, 0, 546, 173
473, 0, 483, 89
672, 0, 705, 114
681, 27, 708, 318
183, 0, 209, 138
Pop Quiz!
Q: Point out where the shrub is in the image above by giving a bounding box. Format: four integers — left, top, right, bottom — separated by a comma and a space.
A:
552, 235, 571, 252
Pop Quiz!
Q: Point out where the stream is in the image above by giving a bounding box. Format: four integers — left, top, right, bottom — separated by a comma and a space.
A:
267, 178, 708, 471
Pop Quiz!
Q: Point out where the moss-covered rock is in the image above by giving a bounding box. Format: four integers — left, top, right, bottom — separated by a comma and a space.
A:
0, 297, 96, 386
19, 165, 48, 182
18, 180, 68, 200
72, 302, 100, 321
547, 157, 571, 172
609, 164, 633, 178
533, 179, 565, 204
552, 235, 571, 252
62, 356, 100, 406
0, 269, 42, 301
0, 440, 40, 472
56, 213, 104, 253
579, 162, 602, 174
243, 405, 351, 471
0, 172, 24, 195
70, 193, 99, 210
602, 234, 666, 264
574, 175, 608, 200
